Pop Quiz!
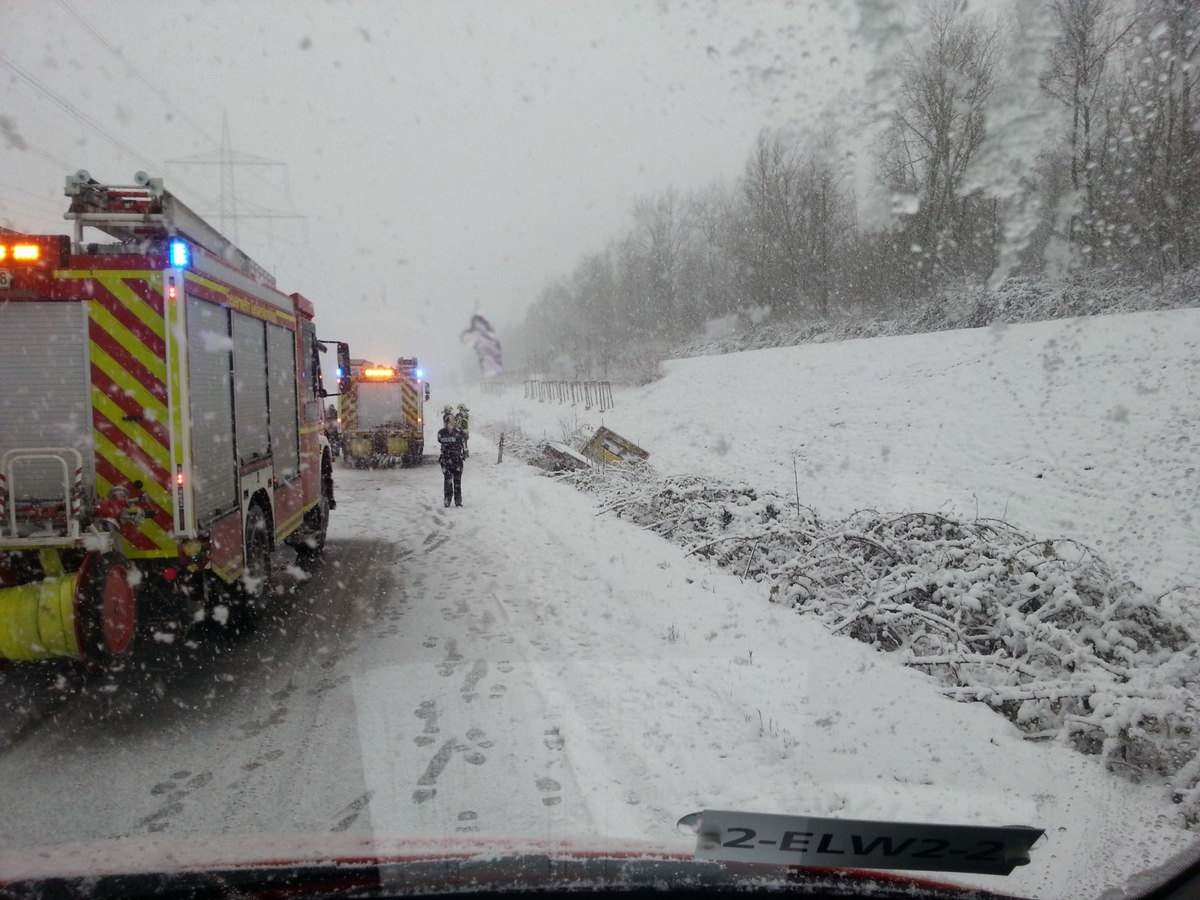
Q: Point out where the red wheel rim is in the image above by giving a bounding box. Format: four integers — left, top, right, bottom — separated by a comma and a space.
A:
101, 565, 136, 655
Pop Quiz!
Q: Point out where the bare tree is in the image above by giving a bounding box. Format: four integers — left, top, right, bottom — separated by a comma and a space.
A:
1116, 0, 1200, 272
1040, 0, 1134, 261
729, 129, 859, 319
799, 136, 855, 317
521, 280, 577, 378
679, 183, 739, 329
572, 250, 619, 379
883, 2, 1003, 283
630, 189, 690, 337
733, 131, 809, 317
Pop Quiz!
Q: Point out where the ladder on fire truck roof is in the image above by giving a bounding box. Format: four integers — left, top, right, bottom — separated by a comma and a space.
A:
62, 170, 275, 288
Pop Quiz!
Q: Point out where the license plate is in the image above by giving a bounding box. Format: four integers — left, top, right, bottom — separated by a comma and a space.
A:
691, 809, 1043, 877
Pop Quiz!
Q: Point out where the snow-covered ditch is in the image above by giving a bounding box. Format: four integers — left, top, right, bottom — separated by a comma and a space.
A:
473, 306, 1200, 825
503, 451, 1200, 817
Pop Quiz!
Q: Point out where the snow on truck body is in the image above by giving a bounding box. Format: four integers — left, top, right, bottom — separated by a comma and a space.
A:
0, 173, 334, 666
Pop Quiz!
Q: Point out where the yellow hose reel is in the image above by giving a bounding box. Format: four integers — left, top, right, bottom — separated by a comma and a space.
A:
0, 550, 136, 663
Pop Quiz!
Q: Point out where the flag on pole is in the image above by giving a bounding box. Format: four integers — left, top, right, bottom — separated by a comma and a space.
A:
462, 314, 503, 378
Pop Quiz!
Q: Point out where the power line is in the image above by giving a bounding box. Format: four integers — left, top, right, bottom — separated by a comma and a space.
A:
49, 3, 306, 241
53, 0, 288, 199
0, 194, 62, 223
53, 0, 219, 150
0, 177, 60, 208
3, 136, 75, 172
3, 8, 305, 260
0, 49, 231, 223
0, 50, 164, 175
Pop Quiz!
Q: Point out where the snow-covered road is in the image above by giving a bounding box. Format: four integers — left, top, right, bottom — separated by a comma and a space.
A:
2, 435, 1195, 899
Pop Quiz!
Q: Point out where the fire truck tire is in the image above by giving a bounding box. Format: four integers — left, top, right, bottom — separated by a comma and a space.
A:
289, 494, 329, 559
228, 504, 272, 632
403, 440, 425, 466
76, 551, 138, 667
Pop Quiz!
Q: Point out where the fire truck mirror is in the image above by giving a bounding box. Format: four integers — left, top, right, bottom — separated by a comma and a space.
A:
310, 341, 325, 398
425, 383, 431, 401
336, 342, 352, 394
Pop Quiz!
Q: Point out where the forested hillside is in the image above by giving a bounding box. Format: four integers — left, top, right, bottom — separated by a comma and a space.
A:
506, 1, 1199, 382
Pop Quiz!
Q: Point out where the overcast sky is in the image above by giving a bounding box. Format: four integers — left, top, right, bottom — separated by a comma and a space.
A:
1, 0, 880, 384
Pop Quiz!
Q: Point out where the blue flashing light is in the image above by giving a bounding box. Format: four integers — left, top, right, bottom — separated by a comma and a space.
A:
336, 367, 344, 377
416, 368, 424, 379
169, 240, 190, 268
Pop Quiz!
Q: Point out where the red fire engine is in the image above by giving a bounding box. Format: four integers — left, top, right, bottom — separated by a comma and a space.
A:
0, 171, 335, 668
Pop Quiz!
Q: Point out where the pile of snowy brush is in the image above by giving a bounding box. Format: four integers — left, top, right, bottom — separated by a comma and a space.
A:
490, 420, 1200, 824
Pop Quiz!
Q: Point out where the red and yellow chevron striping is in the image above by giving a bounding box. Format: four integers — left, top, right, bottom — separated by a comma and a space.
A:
78, 271, 176, 557
401, 381, 418, 432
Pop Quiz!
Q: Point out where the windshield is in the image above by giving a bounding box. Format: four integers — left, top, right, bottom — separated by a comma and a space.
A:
1, 2, 1198, 899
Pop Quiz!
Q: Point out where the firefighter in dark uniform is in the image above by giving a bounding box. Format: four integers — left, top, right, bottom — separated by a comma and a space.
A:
455, 403, 470, 459
437, 413, 467, 507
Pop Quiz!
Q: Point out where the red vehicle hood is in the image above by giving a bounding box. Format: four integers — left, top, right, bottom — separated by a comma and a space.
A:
0, 833, 1007, 899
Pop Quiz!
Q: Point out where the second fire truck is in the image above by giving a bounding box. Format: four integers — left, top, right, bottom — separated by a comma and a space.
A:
0, 172, 336, 670
336, 352, 429, 467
